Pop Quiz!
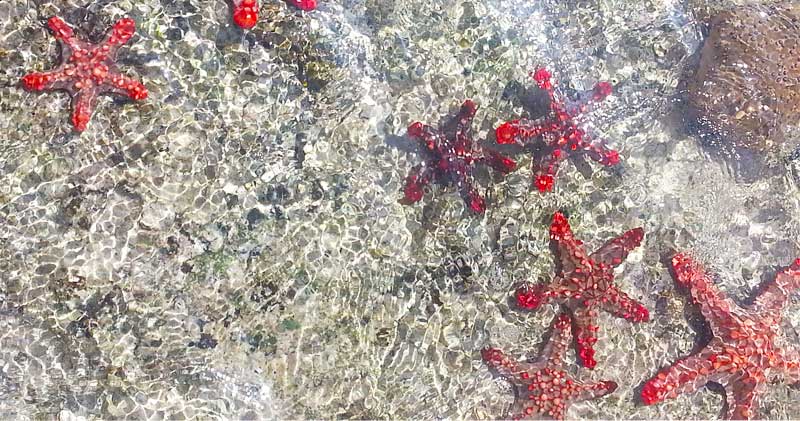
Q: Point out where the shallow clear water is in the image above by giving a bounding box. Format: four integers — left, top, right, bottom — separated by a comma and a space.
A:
1, 0, 799, 419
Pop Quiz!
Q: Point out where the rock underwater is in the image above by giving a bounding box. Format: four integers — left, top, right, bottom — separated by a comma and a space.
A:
682, 2, 800, 155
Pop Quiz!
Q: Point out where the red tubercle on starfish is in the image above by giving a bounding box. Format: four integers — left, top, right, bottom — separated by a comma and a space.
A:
401, 99, 516, 214
232, 0, 318, 29
482, 313, 617, 420
495, 68, 620, 193
232, 0, 259, 29
514, 212, 649, 368
641, 253, 800, 419
20, 16, 148, 132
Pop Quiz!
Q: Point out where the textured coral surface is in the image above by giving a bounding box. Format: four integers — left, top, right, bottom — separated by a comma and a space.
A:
1, 0, 800, 419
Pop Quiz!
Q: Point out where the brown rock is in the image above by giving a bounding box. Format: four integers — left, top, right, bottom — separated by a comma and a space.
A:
683, 2, 800, 152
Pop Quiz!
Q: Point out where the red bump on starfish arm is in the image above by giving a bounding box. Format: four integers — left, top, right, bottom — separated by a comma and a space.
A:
233, 0, 259, 29
287, 0, 318, 11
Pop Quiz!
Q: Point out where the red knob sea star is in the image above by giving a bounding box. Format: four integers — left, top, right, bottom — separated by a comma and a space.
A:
641, 253, 800, 420
232, 0, 318, 29
402, 99, 516, 214
483, 313, 618, 420
515, 212, 649, 368
495, 68, 620, 193
20, 16, 148, 132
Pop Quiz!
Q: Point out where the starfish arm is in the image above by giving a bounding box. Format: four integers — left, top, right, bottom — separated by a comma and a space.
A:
571, 379, 618, 404
641, 346, 722, 405
454, 99, 477, 134
495, 119, 553, 144
286, 0, 318, 11
100, 71, 149, 100
572, 306, 600, 369
549, 212, 590, 275
407, 121, 445, 152
46, 17, 84, 52
723, 377, 764, 420
782, 350, 800, 384
21, 68, 76, 92
100, 18, 137, 52
540, 313, 572, 367
670, 253, 740, 334
481, 149, 517, 174
532, 146, 567, 192
459, 182, 486, 214
233, 0, 260, 29
401, 165, 433, 204
589, 227, 644, 268
752, 258, 800, 314
70, 89, 99, 132
585, 141, 621, 167
599, 287, 650, 322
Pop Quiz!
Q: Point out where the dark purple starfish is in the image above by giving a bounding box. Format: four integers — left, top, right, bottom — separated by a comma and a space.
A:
402, 99, 516, 213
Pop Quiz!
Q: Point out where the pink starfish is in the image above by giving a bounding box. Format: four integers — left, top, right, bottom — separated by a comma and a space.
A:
20, 16, 148, 132
515, 212, 649, 368
495, 68, 620, 192
402, 99, 516, 214
641, 253, 800, 419
483, 313, 618, 420
231, 0, 318, 29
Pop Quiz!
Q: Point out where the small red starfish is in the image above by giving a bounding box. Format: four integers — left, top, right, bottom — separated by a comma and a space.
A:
483, 313, 618, 420
232, 0, 318, 29
495, 68, 620, 193
515, 212, 649, 368
20, 16, 148, 132
402, 99, 516, 214
641, 253, 800, 419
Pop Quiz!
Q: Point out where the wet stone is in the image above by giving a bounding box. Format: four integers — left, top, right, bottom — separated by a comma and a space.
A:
682, 2, 800, 152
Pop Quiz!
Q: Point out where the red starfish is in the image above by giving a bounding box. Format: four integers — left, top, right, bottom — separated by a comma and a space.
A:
641, 253, 800, 419
402, 99, 516, 214
20, 16, 148, 132
515, 212, 649, 368
232, 0, 318, 29
483, 313, 618, 420
495, 68, 620, 193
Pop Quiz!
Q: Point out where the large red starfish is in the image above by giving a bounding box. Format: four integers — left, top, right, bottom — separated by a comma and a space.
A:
232, 0, 318, 29
20, 16, 148, 132
515, 212, 649, 368
495, 68, 620, 193
483, 313, 618, 420
641, 253, 800, 419
402, 99, 516, 214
